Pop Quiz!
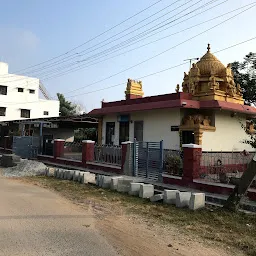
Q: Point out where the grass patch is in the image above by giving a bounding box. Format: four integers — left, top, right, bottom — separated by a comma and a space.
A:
22, 176, 256, 255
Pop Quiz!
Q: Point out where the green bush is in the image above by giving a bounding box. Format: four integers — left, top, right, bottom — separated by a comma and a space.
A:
166, 155, 182, 176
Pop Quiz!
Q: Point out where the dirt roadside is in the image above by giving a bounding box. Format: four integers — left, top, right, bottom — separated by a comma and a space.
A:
15, 176, 255, 256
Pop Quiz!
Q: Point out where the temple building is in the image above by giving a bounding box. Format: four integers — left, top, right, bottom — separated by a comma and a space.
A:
89, 45, 256, 151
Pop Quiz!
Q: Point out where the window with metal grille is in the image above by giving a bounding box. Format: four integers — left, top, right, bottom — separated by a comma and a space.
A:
43, 111, 49, 115
21, 109, 30, 118
0, 107, 6, 116
29, 89, 35, 94
0, 85, 7, 95
18, 88, 24, 92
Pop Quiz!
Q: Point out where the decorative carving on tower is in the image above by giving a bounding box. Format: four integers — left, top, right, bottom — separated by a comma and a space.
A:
175, 84, 180, 93
180, 113, 216, 145
181, 44, 244, 104
125, 78, 144, 100
208, 73, 219, 91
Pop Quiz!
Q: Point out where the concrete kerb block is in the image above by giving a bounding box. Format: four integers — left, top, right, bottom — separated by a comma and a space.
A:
101, 176, 112, 189
73, 171, 80, 182
176, 192, 192, 208
78, 172, 86, 183
54, 169, 58, 178
60, 170, 65, 179
163, 190, 179, 205
96, 175, 103, 186
67, 170, 74, 180
81, 172, 96, 184
64, 170, 73, 180
63, 170, 69, 180
110, 176, 123, 190
46, 167, 55, 177
189, 193, 205, 210
139, 184, 154, 199
47, 168, 54, 177
45, 168, 49, 176
150, 193, 164, 202
56, 169, 62, 179
117, 178, 134, 193
129, 183, 144, 196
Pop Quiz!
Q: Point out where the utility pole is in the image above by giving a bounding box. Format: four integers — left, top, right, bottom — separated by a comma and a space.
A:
184, 57, 200, 70
183, 57, 199, 93
223, 154, 256, 211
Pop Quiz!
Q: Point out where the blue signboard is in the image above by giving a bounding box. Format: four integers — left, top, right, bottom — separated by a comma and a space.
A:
117, 115, 130, 122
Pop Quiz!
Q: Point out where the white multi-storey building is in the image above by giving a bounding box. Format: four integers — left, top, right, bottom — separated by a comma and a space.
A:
0, 62, 59, 121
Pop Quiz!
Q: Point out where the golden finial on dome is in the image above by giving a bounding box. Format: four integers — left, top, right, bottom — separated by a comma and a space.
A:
207, 43, 211, 52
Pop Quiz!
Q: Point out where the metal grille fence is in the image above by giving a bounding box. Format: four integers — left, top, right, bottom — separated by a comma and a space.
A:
63, 141, 82, 161
13, 136, 40, 159
94, 144, 122, 166
198, 151, 254, 184
134, 141, 163, 181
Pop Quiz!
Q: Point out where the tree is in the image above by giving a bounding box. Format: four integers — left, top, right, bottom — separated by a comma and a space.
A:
231, 52, 256, 105
57, 93, 76, 116
74, 128, 97, 142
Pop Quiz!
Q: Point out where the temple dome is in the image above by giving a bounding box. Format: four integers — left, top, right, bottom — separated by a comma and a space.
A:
196, 44, 225, 76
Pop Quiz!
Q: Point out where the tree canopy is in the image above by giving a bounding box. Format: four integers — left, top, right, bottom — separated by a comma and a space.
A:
231, 52, 256, 105
57, 93, 76, 117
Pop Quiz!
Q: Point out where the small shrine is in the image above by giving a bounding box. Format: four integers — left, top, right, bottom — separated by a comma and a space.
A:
182, 44, 243, 104
125, 78, 144, 100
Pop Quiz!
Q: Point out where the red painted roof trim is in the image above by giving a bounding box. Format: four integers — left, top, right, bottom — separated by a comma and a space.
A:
89, 92, 256, 116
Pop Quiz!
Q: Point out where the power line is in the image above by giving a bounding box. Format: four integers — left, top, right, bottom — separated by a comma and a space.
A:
1, 0, 191, 80
2, 1, 253, 95
1, 0, 221, 83
66, 36, 256, 98
59, 4, 256, 98
16, 0, 184, 76
41, 0, 234, 84
3, 36, 256, 106
23, 0, 214, 80
5, 0, 164, 75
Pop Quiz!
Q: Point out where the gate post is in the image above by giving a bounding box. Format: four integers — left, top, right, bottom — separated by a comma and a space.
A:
4, 136, 10, 150
121, 141, 133, 176
146, 142, 149, 178
53, 139, 65, 159
82, 140, 95, 165
158, 140, 164, 182
182, 144, 202, 184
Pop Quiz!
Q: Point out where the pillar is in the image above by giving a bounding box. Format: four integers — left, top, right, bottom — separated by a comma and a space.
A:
97, 118, 103, 145
82, 140, 95, 165
194, 130, 203, 145
182, 144, 202, 184
4, 136, 10, 149
53, 139, 65, 159
121, 141, 133, 175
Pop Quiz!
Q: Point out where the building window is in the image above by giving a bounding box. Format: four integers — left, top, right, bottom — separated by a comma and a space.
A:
134, 121, 143, 141
29, 89, 35, 94
43, 111, 49, 115
0, 107, 6, 116
0, 85, 7, 95
105, 122, 115, 145
18, 88, 24, 92
21, 109, 30, 118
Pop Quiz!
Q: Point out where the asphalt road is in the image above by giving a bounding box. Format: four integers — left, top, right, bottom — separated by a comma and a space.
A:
0, 177, 118, 256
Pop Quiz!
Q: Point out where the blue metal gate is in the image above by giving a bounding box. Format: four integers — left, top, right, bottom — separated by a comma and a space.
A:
12, 136, 41, 159
133, 140, 163, 181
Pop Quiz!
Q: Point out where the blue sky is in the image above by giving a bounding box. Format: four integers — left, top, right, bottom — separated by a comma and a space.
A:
0, 0, 256, 111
